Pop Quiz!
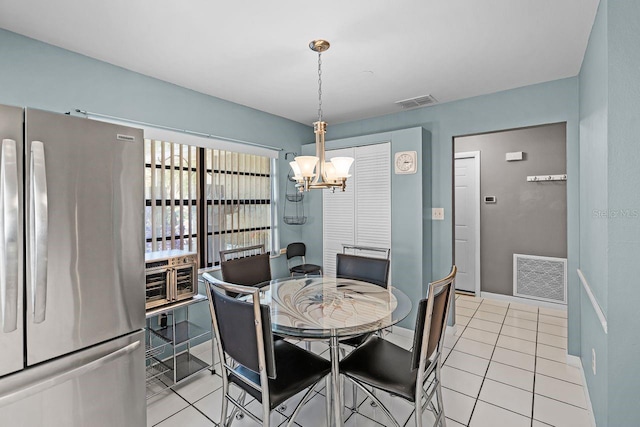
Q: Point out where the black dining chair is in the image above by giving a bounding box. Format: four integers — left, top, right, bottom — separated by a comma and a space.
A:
204, 278, 332, 427
336, 251, 391, 348
336, 252, 390, 288
219, 245, 272, 296
335, 250, 392, 407
339, 266, 457, 427
286, 242, 322, 276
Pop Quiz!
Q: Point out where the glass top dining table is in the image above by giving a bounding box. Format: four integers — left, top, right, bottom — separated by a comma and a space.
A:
255, 276, 412, 339
254, 276, 412, 426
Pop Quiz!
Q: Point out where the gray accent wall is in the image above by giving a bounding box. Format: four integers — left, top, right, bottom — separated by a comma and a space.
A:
455, 123, 567, 297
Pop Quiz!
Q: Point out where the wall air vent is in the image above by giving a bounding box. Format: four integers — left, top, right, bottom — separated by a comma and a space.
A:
513, 254, 567, 304
395, 94, 438, 109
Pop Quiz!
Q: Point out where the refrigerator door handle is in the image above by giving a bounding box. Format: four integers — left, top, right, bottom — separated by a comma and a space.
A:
0, 139, 19, 333
30, 140, 48, 324
0, 339, 141, 408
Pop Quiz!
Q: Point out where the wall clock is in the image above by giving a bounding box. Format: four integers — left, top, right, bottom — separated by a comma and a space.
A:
394, 151, 417, 174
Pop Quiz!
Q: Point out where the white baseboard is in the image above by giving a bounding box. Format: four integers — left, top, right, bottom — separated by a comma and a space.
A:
480, 291, 567, 310
567, 354, 597, 427
391, 325, 414, 338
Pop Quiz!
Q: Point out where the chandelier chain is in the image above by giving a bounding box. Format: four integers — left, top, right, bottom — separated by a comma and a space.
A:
317, 52, 323, 123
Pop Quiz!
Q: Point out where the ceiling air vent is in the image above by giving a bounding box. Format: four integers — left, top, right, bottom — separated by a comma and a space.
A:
395, 94, 438, 109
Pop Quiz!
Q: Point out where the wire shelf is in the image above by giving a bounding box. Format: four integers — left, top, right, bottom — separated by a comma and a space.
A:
286, 193, 304, 202
284, 216, 307, 225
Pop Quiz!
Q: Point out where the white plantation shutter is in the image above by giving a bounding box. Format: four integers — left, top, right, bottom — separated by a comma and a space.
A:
323, 148, 355, 277
354, 143, 391, 250
323, 143, 391, 277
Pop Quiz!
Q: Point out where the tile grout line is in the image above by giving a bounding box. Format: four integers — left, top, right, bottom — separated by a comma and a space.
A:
530, 306, 539, 425
463, 299, 511, 426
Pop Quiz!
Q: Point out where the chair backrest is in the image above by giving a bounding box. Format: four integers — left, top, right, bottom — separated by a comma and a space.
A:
220, 245, 272, 287
336, 253, 391, 288
411, 266, 457, 370
286, 242, 306, 260
205, 279, 277, 379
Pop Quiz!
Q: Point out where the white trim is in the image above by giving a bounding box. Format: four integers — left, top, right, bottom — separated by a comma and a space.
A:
454, 151, 481, 296
480, 291, 567, 310
577, 269, 608, 334
391, 325, 414, 338
567, 355, 598, 427
566, 354, 582, 368
445, 325, 458, 336
513, 254, 567, 304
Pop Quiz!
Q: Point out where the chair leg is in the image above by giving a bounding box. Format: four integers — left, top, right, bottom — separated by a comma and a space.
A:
262, 391, 271, 427
351, 381, 358, 410
415, 398, 423, 427
220, 381, 229, 426
286, 380, 324, 427
435, 363, 446, 427
349, 378, 402, 427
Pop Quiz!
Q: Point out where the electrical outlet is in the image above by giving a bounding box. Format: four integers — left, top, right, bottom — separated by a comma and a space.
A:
432, 208, 445, 220
592, 348, 596, 375
279, 248, 287, 255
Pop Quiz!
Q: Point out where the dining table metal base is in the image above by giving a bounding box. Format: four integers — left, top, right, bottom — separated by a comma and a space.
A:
329, 335, 343, 427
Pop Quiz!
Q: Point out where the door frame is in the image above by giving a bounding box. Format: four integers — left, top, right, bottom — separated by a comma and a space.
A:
454, 150, 481, 296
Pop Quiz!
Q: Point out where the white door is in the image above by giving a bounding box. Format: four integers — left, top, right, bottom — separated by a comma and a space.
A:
454, 153, 480, 293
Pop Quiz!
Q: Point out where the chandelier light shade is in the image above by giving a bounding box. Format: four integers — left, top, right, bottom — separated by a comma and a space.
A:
291, 40, 354, 192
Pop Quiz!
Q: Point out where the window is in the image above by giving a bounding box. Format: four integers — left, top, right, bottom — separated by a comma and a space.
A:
203, 149, 272, 267
145, 139, 198, 253
144, 139, 274, 268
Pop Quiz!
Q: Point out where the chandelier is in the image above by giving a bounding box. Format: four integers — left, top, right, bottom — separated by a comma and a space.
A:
290, 40, 354, 192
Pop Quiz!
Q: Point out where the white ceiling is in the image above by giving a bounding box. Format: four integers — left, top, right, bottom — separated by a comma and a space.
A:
0, 0, 599, 125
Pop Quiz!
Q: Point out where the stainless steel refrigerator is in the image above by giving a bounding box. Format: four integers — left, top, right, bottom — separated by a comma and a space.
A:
0, 105, 146, 426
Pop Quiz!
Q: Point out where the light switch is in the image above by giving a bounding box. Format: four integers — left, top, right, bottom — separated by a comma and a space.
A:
432, 208, 444, 220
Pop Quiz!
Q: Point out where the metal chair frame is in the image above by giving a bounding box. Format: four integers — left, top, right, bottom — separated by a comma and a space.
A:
203, 277, 329, 427
342, 266, 457, 427
220, 243, 265, 262
341, 244, 391, 259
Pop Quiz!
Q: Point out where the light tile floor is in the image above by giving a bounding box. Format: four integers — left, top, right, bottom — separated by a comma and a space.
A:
147, 294, 592, 427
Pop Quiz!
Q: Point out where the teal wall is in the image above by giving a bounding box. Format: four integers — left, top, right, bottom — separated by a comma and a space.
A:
0, 28, 312, 353
324, 78, 581, 353
578, 1, 609, 425
580, 1, 640, 425
592, 1, 640, 425
607, 4, 640, 424
0, 28, 312, 277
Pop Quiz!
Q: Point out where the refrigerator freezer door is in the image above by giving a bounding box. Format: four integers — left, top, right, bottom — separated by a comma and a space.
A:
25, 109, 145, 366
0, 330, 145, 426
0, 104, 24, 377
